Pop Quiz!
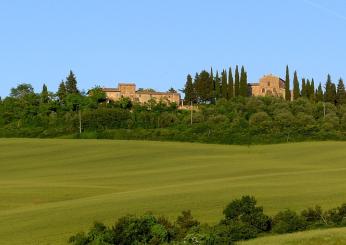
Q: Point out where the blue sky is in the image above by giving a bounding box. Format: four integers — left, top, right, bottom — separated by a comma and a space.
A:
0, 0, 346, 97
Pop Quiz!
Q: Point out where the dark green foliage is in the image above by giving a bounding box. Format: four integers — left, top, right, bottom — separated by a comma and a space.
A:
234, 65, 240, 97
325, 74, 336, 104
214, 71, 221, 100
239, 66, 248, 97
223, 196, 272, 233
285, 65, 291, 101
40, 84, 49, 104
57, 81, 67, 101
10, 83, 34, 98
293, 71, 300, 100
272, 209, 307, 234
228, 67, 234, 99
316, 83, 324, 102
68, 197, 346, 245
221, 69, 228, 99
184, 74, 195, 104
65, 70, 79, 94
301, 78, 307, 98
336, 78, 346, 105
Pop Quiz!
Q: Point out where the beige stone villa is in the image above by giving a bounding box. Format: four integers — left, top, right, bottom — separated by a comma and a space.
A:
102, 75, 289, 105
249, 74, 288, 99
102, 83, 181, 104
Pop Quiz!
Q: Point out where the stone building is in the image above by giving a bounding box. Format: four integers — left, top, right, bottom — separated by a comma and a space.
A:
102, 83, 181, 104
249, 74, 288, 99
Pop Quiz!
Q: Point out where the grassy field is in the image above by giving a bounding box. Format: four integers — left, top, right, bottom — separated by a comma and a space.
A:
240, 227, 346, 245
1, 139, 346, 244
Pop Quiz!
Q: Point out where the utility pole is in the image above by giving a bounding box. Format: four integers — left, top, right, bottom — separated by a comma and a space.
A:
190, 101, 193, 125
79, 106, 82, 134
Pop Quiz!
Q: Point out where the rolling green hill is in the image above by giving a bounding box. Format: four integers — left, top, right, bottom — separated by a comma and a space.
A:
239, 227, 346, 245
1, 139, 346, 244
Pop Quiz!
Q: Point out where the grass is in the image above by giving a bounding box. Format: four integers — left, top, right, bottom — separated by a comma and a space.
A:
239, 227, 346, 245
1, 139, 346, 244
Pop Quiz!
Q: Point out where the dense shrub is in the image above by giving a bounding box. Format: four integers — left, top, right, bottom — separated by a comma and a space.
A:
272, 209, 307, 234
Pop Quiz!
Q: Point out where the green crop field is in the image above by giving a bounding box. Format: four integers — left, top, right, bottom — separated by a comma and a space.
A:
1, 139, 346, 244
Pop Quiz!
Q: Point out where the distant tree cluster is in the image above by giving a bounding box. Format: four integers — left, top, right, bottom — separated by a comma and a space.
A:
1, 67, 346, 144
183, 65, 249, 104
69, 196, 346, 245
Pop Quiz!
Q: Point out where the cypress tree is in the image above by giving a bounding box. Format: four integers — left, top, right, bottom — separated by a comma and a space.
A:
336, 78, 346, 105
228, 67, 234, 99
221, 69, 228, 99
215, 71, 221, 100
306, 79, 311, 98
184, 74, 194, 104
309, 79, 315, 101
301, 78, 307, 98
40, 84, 49, 103
285, 65, 291, 101
316, 83, 324, 102
239, 66, 248, 97
194, 73, 200, 103
57, 81, 67, 101
234, 65, 240, 97
209, 68, 214, 103
65, 70, 79, 94
293, 71, 300, 100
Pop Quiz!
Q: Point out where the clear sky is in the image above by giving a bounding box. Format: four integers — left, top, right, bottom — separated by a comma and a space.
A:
1, 0, 346, 97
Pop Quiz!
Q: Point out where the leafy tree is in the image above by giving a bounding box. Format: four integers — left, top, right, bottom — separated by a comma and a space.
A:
336, 78, 346, 105
228, 67, 234, 99
234, 65, 240, 97
293, 71, 300, 100
273, 210, 307, 234
65, 70, 79, 94
285, 65, 291, 101
10, 83, 34, 99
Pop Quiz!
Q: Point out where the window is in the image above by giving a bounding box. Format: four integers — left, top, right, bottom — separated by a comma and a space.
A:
267, 82, 270, 86
262, 88, 265, 93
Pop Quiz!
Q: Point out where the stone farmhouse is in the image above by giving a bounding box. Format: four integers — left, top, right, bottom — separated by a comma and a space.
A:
102, 83, 181, 104
249, 74, 289, 99
102, 75, 289, 105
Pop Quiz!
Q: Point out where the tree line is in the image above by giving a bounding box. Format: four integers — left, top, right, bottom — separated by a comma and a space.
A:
1, 68, 346, 144
69, 195, 346, 245
183, 65, 346, 106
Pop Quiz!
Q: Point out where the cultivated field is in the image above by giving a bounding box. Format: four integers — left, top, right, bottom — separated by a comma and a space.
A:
1, 139, 346, 244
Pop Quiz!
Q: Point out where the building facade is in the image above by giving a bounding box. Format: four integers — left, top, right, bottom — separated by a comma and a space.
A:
249, 74, 288, 99
102, 83, 181, 104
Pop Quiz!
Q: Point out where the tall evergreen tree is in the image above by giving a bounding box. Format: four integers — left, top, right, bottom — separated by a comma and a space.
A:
336, 78, 346, 105
184, 74, 194, 104
234, 65, 240, 97
285, 65, 291, 101
301, 78, 307, 98
221, 69, 228, 99
306, 79, 311, 98
209, 68, 214, 103
325, 74, 335, 103
214, 71, 221, 100
315, 83, 324, 102
40, 84, 49, 103
309, 79, 315, 101
65, 70, 79, 94
293, 71, 300, 100
57, 81, 67, 101
239, 66, 248, 97
228, 67, 234, 99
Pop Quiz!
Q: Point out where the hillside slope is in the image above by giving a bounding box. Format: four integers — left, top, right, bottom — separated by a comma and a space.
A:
1, 139, 346, 244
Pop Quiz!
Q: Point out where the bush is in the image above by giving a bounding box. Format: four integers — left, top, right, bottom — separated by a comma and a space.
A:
272, 209, 307, 234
